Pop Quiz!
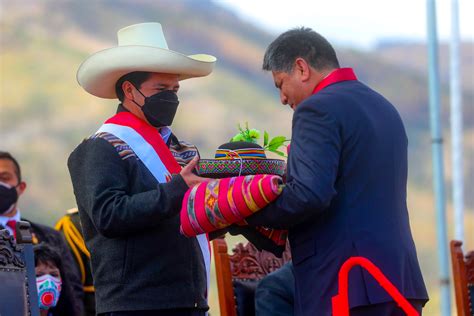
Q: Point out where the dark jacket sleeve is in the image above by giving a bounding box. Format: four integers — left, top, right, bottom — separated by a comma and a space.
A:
67, 137, 189, 238
247, 100, 341, 229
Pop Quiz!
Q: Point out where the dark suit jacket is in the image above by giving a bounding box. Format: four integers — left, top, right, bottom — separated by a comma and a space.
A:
248, 79, 429, 315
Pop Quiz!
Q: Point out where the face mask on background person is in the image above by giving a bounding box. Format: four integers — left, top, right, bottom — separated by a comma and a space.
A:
132, 87, 180, 128
0, 181, 18, 215
37, 274, 62, 310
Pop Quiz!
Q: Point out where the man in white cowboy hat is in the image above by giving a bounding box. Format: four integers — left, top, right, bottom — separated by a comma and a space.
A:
68, 22, 216, 316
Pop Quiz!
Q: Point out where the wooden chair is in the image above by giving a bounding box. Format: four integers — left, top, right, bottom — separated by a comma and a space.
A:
212, 235, 291, 316
0, 221, 40, 316
450, 240, 474, 316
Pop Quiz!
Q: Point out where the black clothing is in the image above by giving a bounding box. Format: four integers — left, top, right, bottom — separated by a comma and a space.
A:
248, 79, 428, 314
68, 131, 208, 313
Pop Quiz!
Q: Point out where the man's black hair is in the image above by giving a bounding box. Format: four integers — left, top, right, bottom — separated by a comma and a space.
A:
262, 27, 340, 73
115, 71, 152, 102
0, 151, 21, 182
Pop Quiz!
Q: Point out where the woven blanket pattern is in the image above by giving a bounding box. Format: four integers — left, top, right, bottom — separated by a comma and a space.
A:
169, 140, 199, 168
92, 132, 136, 160
197, 159, 286, 177
180, 174, 287, 245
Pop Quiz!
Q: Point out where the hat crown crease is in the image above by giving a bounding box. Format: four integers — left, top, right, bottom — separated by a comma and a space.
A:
117, 22, 169, 49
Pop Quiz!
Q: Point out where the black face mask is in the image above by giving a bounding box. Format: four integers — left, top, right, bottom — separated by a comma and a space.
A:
133, 88, 180, 128
0, 182, 18, 215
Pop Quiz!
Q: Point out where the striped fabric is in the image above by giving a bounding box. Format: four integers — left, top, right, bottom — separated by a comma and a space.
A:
91, 132, 199, 166
215, 148, 266, 160
92, 132, 136, 160
180, 174, 288, 246
170, 140, 199, 168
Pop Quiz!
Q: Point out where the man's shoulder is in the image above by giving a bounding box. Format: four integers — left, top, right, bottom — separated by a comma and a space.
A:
69, 132, 136, 166
22, 218, 63, 244
92, 132, 136, 160
24, 219, 56, 234
299, 80, 386, 117
306, 80, 364, 103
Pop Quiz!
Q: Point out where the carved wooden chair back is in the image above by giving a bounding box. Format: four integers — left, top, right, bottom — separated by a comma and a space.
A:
0, 221, 40, 316
450, 240, 474, 316
212, 236, 291, 316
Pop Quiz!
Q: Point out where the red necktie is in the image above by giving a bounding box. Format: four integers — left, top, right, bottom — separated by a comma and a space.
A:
6, 220, 16, 239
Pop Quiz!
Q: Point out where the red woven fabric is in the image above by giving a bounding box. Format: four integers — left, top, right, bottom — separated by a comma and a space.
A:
180, 174, 286, 245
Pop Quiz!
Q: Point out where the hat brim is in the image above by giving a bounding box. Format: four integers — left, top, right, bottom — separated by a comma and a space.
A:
197, 159, 286, 179
77, 46, 216, 99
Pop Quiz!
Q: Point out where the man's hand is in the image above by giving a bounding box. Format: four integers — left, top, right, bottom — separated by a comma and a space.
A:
180, 156, 209, 188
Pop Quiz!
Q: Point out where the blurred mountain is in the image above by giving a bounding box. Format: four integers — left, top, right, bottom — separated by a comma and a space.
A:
376, 40, 474, 93
1, 1, 473, 314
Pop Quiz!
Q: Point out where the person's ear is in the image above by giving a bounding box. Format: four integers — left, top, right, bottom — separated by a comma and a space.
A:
294, 58, 311, 82
17, 181, 26, 197
122, 81, 135, 100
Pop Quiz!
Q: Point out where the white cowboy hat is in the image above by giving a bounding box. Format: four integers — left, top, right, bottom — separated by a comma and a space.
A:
77, 22, 217, 99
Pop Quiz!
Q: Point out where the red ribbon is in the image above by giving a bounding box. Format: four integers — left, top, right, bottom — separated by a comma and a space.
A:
105, 112, 181, 174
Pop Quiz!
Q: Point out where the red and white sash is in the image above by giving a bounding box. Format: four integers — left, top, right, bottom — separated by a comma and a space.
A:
96, 112, 211, 299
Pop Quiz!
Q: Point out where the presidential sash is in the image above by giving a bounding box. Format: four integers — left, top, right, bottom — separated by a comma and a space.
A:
96, 111, 211, 299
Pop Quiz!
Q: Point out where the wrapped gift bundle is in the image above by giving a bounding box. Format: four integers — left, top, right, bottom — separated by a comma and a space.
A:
180, 141, 289, 254
180, 174, 283, 237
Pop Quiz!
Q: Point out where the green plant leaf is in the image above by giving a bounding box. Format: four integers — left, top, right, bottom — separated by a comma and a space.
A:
271, 149, 287, 157
237, 123, 245, 135
264, 131, 269, 147
267, 136, 287, 150
248, 129, 261, 139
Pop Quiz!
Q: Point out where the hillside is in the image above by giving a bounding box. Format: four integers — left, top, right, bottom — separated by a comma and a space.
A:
376, 40, 474, 93
1, 1, 473, 315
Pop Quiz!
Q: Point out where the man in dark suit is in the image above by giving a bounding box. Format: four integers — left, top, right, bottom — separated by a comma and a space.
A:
0, 150, 83, 315
247, 28, 429, 315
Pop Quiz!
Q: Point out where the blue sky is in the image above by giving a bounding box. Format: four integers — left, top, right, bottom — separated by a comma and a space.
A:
216, 0, 474, 49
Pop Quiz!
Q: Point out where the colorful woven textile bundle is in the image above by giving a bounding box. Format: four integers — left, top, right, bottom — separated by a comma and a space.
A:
180, 174, 287, 246
196, 141, 286, 179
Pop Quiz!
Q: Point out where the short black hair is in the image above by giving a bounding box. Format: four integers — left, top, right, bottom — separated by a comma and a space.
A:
34, 243, 62, 268
115, 71, 152, 101
34, 243, 77, 315
263, 27, 340, 73
0, 151, 21, 182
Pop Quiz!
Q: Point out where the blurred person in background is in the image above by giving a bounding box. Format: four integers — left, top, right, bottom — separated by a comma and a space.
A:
0, 150, 82, 316
56, 208, 96, 316
34, 243, 78, 316
255, 261, 295, 316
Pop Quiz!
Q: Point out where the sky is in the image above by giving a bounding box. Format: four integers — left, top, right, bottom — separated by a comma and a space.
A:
217, 0, 474, 49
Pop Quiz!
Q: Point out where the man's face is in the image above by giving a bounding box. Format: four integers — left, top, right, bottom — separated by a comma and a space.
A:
133, 73, 180, 101
0, 159, 26, 214
125, 73, 180, 125
272, 69, 309, 111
